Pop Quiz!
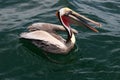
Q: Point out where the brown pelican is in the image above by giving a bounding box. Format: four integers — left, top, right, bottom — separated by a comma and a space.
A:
20, 7, 101, 54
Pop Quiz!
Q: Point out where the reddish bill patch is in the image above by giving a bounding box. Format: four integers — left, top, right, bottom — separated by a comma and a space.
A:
61, 15, 70, 27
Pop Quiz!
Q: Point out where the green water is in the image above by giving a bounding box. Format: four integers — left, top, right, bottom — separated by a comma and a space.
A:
0, 0, 120, 80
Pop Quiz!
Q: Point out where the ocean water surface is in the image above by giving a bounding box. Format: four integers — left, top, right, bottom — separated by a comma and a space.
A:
0, 0, 120, 80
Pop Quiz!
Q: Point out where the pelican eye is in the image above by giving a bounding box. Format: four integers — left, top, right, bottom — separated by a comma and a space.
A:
64, 11, 72, 16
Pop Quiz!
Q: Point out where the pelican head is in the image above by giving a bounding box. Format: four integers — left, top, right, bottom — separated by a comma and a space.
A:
56, 7, 101, 41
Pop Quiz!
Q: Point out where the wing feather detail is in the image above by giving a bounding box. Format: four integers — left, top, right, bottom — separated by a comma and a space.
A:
20, 30, 66, 49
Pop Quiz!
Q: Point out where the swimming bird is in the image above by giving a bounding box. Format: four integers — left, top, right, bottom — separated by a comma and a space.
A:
20, 7, 101, 54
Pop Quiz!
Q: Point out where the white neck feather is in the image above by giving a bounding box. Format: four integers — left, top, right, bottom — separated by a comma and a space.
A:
66, 33, 76, 47
70, 33, 76, 44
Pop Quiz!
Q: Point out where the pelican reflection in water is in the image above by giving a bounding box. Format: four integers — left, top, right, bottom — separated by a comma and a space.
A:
20, 7, 101, 54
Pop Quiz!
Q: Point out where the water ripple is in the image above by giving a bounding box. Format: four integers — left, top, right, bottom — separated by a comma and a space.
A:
0, 0, 120, 80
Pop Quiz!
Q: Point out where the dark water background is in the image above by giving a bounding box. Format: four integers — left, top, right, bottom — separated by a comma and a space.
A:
0, 0, 120, 80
